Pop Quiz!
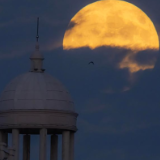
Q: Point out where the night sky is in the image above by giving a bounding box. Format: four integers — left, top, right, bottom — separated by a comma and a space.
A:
0, 0, 160, 160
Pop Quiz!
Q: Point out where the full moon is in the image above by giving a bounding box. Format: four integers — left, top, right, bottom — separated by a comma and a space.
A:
63, 0, 159, 51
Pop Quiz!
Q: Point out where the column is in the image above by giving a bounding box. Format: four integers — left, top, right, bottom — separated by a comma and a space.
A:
3, 131, 8, 145
0, 130, 2, 143
50, 134, 58, 160
0, 130, 8, 144
69, 132, 74, 160
62, 131, 70, 160
39, 128, 47, 160
0, 130, 8, 160
23, 135, 30, 160
12, 129, 19, 160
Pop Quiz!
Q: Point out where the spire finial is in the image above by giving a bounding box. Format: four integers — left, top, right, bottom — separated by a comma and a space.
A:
36, 17, 39, 42
29, 17, 45, 73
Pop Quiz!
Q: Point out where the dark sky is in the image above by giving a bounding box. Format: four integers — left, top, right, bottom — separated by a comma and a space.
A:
0, 0, 160, 160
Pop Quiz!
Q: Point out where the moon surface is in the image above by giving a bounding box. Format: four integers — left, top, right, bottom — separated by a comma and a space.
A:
63, 0, 159, 51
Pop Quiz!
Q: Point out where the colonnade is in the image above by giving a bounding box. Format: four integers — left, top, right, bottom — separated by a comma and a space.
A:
0, 129, 75, 160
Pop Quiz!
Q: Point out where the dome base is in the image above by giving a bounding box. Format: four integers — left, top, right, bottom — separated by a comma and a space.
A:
0, 109, 78, 132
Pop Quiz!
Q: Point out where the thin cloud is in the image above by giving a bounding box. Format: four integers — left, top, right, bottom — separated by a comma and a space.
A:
0, 16, 35, 28
81, 104, 106, 113
102, 86, 131, 94
78, 117, 160, 134
41, 16, 68, 27
0, 42, 35, 59
0, 50, 30, 59
42, 38, 62, 51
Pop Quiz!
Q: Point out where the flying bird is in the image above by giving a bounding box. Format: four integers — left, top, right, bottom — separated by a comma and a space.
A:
88, 61, 94, 65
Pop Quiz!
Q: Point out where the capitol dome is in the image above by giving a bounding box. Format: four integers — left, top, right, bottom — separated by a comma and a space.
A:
0, 42, 74, 112
0, 72, 74, 112
0, 40, 77, 132
0, 20, 78, 160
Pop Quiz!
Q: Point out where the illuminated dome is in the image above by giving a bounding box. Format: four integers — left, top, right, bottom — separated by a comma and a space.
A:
0, 42, 77, 132
0, 72, 74, 111
0, 43, 74, 112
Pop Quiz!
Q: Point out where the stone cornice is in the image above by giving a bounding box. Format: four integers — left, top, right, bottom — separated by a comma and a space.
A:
0, 109, 78, 132
0, 109, 78, 115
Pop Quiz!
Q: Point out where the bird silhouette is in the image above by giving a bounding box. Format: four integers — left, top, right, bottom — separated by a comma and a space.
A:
88, 61, 94, 65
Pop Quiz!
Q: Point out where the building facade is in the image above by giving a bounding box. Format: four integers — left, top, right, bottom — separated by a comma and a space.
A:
0, 37, 78, 160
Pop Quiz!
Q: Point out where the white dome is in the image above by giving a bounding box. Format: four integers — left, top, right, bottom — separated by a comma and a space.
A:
0, 72, 74, 111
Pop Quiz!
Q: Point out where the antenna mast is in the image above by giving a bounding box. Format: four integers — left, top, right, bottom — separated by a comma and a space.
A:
36, 17, 39, 42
